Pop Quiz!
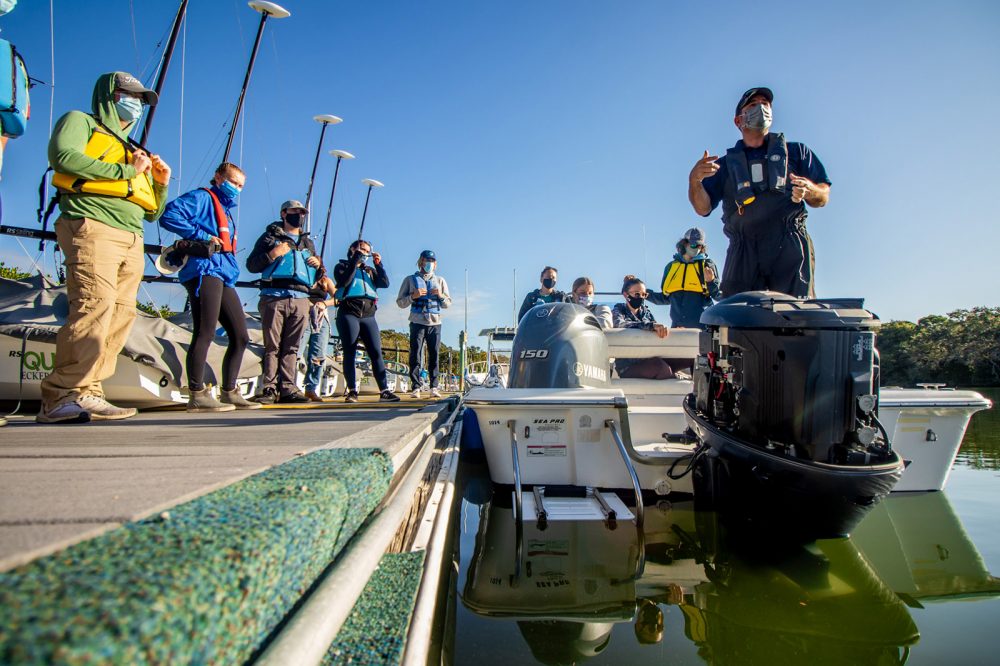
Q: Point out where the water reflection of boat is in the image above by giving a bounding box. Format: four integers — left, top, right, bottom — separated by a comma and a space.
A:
461, 494, 920, 664
853, 491, 1000, 603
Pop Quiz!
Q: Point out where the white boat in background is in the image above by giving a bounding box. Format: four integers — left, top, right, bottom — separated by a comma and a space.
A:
0, 276, 262, 408
464, 327, 515, 389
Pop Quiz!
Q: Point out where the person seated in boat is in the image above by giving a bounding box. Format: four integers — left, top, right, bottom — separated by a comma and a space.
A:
302, 273, 338, 402
246, 199, 320, 404
612, 275, 674, 379
332, 239, 399, 403
517, 266, 572, 323
570, 276, 612, 329
158, 161, 260, 412
645, 227, 721, 329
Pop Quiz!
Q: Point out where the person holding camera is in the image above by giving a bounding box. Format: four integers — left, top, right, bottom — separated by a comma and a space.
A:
333, 239, 398, 403
158, 162, 259, 412
246, 200, 320, 404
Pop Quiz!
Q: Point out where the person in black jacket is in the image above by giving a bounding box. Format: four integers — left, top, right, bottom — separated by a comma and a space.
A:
245, 199, 320, 404
332, 239, 399, 402
517, 265, 572, 323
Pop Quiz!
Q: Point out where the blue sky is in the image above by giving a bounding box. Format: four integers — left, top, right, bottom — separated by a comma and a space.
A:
1, 0, 998, 349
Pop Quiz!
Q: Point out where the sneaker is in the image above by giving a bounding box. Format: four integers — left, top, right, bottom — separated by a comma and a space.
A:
187, 388, 236, 413
345, 390, 359, 403
380, 390, 401, 402
304, 390, 325, 403
77, 395, 137, 421
431, 388, 442, 398
36, 400, 91, 424
253, 387, 278, 405
410, 386, 423, 399
220, 388, 263, 410
278, 391, 310, 404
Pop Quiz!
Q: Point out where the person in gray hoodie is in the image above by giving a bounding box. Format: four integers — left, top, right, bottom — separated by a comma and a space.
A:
396, 250, 452, 398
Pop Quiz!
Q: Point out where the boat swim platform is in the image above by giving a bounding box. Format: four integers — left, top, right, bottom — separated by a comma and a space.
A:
0, 398, 462, 664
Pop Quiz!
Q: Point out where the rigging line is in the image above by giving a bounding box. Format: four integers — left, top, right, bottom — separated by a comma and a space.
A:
128, 0, 142, 74
12, 237, 47, 277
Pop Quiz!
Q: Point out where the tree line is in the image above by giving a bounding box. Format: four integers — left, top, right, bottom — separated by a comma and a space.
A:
878, 308, 1000, 387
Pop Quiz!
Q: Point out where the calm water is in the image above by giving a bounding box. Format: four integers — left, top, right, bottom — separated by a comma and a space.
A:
449, 388, 999, 665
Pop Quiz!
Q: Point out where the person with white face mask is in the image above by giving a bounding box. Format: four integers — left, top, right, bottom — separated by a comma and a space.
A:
570, 276, 612, 329
396, 250, 452, 398
687, 87, 831, 299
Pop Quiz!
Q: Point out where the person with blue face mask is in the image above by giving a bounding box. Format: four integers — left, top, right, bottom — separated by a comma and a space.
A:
688, 87, 831, 299
159, 162, 259, 412
38, 72, 172, 424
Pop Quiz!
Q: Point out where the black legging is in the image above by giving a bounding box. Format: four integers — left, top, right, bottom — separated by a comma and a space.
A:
335, 308, 388, 391
183, 275, 250, 391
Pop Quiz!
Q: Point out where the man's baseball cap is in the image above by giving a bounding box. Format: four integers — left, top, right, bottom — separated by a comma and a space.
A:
114, 72, 158, 106
280, 199, 308, 213
419, 250, 436, 261
735, 87, 773, 115
683, 227, 706, 245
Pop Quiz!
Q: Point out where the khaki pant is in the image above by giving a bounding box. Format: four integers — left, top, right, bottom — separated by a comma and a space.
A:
40, 216, 144, 408
259, 296, 310, 395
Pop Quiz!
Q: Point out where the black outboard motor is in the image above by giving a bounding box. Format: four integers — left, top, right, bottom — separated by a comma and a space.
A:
508, 303, 610, 389
687, 291, 904, 540
694, 291, 888, 464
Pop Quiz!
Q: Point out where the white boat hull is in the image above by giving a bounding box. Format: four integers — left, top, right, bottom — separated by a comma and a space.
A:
467, 385, 991, 495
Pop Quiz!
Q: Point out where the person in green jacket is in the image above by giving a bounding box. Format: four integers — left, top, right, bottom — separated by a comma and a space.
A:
38, 72, 171, 424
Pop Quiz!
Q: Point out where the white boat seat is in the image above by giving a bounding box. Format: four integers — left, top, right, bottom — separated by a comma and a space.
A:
605, 327, 700, 359
612, 378, 694, 396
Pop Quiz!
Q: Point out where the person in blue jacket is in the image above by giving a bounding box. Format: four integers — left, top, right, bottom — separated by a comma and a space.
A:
159, 162, 259, 412
646, 227, 721, 329
333, 239, 399, 403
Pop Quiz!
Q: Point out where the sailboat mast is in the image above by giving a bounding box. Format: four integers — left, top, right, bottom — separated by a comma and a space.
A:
139, 0, 189, 146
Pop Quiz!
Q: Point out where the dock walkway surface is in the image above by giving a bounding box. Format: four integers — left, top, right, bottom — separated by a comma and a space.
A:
0, 403, 422, 571
0, 398, 456, 665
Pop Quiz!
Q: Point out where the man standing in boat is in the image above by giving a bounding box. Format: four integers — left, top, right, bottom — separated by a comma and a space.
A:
687, 87, 830, 298
38, 72, 172, 424
396, 249, 452, 398
246, 200, 321, 404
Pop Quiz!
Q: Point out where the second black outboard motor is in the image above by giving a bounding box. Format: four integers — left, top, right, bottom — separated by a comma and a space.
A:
694, 291, 887, 464
508, 303, 609, 389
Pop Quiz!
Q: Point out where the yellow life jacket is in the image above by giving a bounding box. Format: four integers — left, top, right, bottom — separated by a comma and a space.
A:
51, 123, 158, 212
662, 259, 708, 296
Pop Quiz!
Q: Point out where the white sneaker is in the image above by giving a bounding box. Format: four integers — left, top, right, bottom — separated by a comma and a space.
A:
431, 388, 442, 398
36, 400, 91, 424
410, 387, 423, 399
77, 395, 137, 421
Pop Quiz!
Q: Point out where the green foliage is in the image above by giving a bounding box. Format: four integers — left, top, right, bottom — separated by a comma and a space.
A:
0, 262, 33, 281
878, 308, 1000, 387
136, 301, 176, 318
379, 328, 486, 378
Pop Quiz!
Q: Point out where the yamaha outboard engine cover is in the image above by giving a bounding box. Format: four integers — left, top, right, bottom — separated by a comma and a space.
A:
694, 291, 887, 464
508, 303, 610, 389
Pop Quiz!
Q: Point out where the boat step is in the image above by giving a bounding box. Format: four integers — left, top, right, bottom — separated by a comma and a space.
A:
518, 489, 635, 523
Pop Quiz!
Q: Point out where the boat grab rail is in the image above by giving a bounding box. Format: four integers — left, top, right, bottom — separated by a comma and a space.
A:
605, 419, 645, 529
